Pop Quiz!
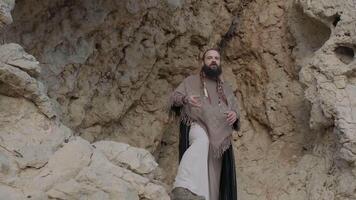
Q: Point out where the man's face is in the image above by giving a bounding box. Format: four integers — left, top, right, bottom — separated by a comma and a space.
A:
202, 50, 222, 78
203, 50, 221, 68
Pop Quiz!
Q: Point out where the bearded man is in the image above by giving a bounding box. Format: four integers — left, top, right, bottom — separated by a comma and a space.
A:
169, 48, 240, 200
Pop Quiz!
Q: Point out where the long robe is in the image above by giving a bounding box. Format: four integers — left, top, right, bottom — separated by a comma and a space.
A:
172, 107, 240, 200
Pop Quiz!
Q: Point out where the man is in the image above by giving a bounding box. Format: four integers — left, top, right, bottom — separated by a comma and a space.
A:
169, 48, 240, 200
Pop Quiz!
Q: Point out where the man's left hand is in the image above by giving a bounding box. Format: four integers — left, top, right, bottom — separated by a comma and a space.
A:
225, 111, 237, 126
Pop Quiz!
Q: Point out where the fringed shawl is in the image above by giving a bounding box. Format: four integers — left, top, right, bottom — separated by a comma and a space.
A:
168, 74, 240, 158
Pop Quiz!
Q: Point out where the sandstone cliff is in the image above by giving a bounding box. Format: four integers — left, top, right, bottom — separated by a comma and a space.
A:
0, 0, 355, 199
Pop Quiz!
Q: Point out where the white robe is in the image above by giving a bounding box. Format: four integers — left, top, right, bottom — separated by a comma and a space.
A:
173, 122, 223, 200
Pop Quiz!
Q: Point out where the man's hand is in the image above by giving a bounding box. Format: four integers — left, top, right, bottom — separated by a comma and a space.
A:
185, 95, 202, 107
225, 111, 237, 126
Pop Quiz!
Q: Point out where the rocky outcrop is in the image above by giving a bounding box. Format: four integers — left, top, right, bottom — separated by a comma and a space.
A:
0, 95, 168, 199
1, 133, 169, 200
0, 93, 168, 199
1, 0, 356, 199
0, 8, 169, 198
0, 43, 58, 118
0, 0, 14, 28
3, 0, 235, 153
288, 0, 356, 199
290, 0, 356, 163
29, 137, 168, 200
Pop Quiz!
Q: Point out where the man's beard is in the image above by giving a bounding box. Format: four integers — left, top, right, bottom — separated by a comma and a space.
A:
202, 63, 222, 78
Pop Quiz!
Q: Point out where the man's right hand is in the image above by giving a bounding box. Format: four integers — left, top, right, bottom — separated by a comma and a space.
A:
185, 95, 202, 107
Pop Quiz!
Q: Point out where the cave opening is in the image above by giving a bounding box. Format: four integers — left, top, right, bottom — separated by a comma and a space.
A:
332, 13, 341, 27
290, 4, 332, 56
335, 46, 355, 65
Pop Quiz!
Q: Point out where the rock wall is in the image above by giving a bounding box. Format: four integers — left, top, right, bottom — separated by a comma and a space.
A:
0, 0, 14, 27
291, 0, 356, 163
0, 0, 356, 199
0, 1, 170, 199
0, 47, 169, 199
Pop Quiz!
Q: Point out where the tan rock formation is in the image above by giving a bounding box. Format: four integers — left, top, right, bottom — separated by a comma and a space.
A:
290, 0, 356, 163
0, 9, 170, 198
0, 0, 356, 199
0, 0, 14, 28
31, 137, 169, 200
0, 43, 59, 118
3, 0, 234, 153
0, 94, 168, 199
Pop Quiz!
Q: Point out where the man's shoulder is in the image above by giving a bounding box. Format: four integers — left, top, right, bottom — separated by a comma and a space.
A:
182, 74, 199, 83
221, 77, 234, 90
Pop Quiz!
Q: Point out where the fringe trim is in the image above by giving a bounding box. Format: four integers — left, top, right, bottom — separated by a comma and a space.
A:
180, 113, 194, 126
167, 105, 179, 119
212, 135, 232, 158
167, 96, 194, 126
167, 94, 181, 120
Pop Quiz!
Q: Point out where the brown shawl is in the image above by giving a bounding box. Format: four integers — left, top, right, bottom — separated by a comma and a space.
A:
168, 73, 239, 157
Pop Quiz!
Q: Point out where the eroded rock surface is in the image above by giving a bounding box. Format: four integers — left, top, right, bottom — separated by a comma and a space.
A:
0, 0, 356, 199
0, 9, 169, 198
0, 94, 168, 199
0, 0, 14, 28
290, 0, 356, 163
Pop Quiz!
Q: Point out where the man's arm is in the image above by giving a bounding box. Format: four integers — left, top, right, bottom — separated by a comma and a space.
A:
170, 91, 188, 107
168, 76, 202, 117
168, 79, 188, 117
